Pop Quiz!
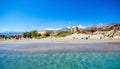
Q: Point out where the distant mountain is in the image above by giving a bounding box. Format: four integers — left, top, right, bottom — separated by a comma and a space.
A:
45, 28, 61, 31
40, 23, 120, 35
77, 24, 87, 29
45, 27, 70, 32
60, 27, 70, 32
90, 24, 120, 31
45, 24, 88, 32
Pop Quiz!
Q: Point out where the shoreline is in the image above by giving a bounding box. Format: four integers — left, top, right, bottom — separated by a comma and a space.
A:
1, 43, 120, 52
0, 38, 120, 52
0, 38, 120, 44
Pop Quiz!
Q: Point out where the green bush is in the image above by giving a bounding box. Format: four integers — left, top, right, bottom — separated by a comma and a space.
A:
23, 32, 32, 38
23, 30, 40, 38
57, 31, 73, 37
43, 33, 50, 37
68, 31, 74, 35
31, 30, 38, 38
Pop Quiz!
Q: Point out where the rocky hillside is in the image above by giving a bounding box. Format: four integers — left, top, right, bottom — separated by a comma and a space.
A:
39, 24, 120, 37
85, 24, 120, 36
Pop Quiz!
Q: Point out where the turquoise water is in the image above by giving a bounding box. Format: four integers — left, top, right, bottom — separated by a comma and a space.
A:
0, 32, 23, 36
0, 50, 120, 69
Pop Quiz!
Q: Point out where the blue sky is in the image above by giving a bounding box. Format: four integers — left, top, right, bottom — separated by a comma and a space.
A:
0, 0, 120, 32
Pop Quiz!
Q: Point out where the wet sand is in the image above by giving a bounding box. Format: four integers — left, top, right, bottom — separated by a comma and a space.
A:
0, 43, 120, 52
0, 37, 120, 52
0, 38, 120, 44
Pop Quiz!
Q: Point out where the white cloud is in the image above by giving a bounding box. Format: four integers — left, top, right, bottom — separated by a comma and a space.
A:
98, 23, 105, 26
77, 24, 87, 29
72, 26, 75, 28
66, 26, 71, 29
96, 23, 106, 27
45, 28, 61, 30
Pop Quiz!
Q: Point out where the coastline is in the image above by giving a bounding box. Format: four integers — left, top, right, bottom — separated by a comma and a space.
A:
0, 34, 120, 52
0, 37, 120, 44
0, 37, 120, 52
0, 41, 120, 52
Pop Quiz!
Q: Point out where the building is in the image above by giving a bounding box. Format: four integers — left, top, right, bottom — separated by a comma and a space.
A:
70, 27, 74, 33
74, 27, 79, 33
70, 27, 79, 33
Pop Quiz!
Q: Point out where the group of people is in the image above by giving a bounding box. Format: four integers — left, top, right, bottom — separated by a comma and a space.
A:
72, 34, 114, 40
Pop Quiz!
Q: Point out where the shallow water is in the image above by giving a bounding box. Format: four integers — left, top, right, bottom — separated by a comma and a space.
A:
0, 43, 116, 48
0, 43, 120, 69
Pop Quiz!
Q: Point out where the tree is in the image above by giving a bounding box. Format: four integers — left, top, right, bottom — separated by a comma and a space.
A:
0, 35, 6, 38
43, 33, 50, 37
31, 30, 38, 38
38, 34, 42, 37
57, 31, 68, 37
23, 32, 27, 38
23, 32, 32, 38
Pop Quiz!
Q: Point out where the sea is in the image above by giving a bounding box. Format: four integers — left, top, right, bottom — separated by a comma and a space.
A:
0, 32, 23, 36
0, 43, 120, 69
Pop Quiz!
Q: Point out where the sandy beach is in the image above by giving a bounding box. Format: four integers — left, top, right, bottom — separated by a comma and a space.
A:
0, 34, 120, 51
0, 37, 120, 44
0, 35, 120, 52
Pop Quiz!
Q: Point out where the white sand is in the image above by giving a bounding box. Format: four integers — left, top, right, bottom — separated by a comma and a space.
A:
0, 34, 120, 52
0, 37, 120, 44
0, 34, 120, 44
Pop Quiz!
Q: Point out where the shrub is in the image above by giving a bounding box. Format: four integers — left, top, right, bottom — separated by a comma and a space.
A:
23, 32, 32, 38
43, 33, 50, 37
31, 30, 38, 38
57, 31, 72, 37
